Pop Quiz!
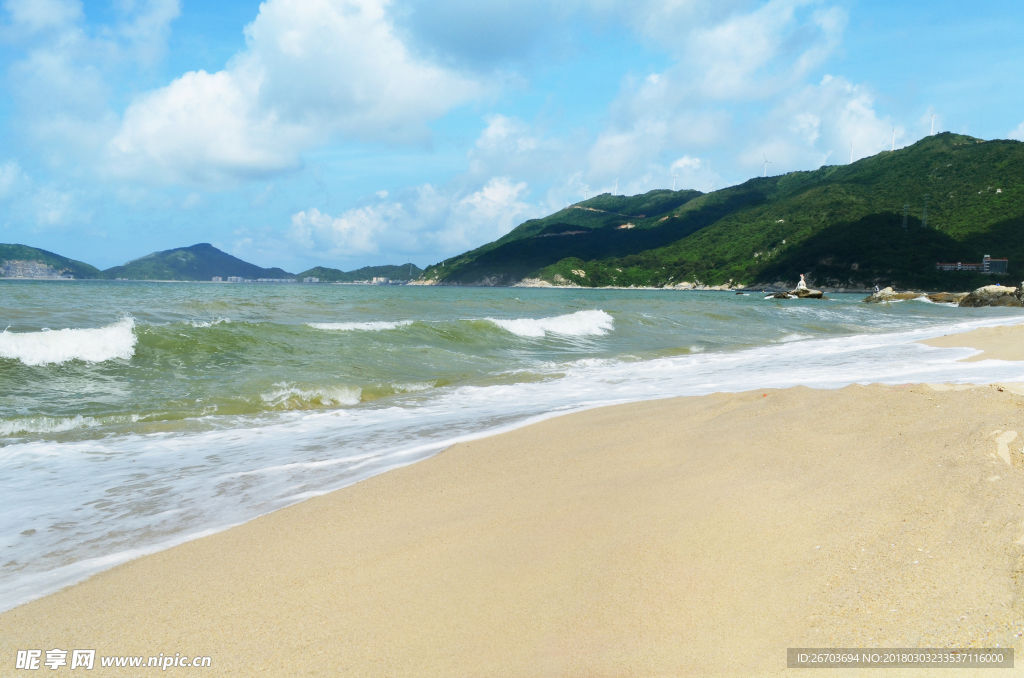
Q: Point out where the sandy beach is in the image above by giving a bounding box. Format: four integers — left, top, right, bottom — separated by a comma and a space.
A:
4, 327, 1024, 676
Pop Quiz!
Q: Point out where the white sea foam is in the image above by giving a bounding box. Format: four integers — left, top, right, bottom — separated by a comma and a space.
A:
4, 312, 1024, 613
189, 318, 231, 328
0, 318, 137, 366
260, 383, 362, 408
488, 310, 614, 338
0, 415, 99, 437
393, 382, 434, 393
307, 321, 412, 331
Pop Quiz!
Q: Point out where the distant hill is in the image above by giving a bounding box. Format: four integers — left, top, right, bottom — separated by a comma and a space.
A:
0, 244, 105, 279
105, 243, 295, 281
297, 264, 423, 282
420, 133, 1024, 291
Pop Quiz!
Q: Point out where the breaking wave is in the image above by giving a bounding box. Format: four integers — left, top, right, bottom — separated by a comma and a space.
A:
307, 321, 413, 331
0, 318, 137, 366
487, 310, 614, 338
260, 383, 362, 409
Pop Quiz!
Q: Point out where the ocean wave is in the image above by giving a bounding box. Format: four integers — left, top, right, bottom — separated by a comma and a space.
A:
307, 320, 413, 331
487, 310, 614, 338
0, 414, 100, 437
260, 383, 362, 409
189, 318, 232, 328
0, 318, 137, 366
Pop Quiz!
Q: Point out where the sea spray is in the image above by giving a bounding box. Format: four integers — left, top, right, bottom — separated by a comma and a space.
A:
487, 310, 614, 338
0, 317, 136, 366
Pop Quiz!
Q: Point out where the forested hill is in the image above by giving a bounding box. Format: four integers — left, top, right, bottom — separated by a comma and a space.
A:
419, 133, 1024, 291
104, 244, 295, 281
0, 244, 105, 279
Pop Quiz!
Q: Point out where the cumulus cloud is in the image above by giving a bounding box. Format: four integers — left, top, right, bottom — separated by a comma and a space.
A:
740, 75, 896, 174
4, 0, 180, 168
109, 0, 484, 185
289, 177, 532, 262
1009, 121, 1024, 141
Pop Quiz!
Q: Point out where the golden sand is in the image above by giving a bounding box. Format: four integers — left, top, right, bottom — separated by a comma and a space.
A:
4, 378, 1024, 676
921, 323, 1024, 362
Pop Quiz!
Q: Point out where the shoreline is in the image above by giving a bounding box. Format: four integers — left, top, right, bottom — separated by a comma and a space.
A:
5, 325, 1024, 675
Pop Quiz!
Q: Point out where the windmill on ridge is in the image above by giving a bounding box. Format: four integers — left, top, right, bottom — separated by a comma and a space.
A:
614, 177, 618, 195
850, 141, 854, 164
931, 113, 936, 135
671, 173, 678, 191
891, 127, 896, 152
761, 154, 772, 178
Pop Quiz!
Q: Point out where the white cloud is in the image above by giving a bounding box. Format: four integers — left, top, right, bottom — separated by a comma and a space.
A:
109, 0, 484, 185
1009, 121, 1024, 141
289, 177, 532, 262
0, 161, 28, 199
3, 0, 82, 32
685, 0, 846, 100
741, 74, 896, 174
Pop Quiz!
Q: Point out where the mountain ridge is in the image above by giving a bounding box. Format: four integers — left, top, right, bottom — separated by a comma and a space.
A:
420, 133, 1024, 291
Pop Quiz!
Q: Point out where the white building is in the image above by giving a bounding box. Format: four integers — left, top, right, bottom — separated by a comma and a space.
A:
371, 276, 390, 284
212, 276, 223, 282
227, 276, 243, 283
303, 277, 320, 283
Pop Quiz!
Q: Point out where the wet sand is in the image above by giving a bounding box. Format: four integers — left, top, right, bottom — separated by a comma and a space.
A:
921, 323, 1024, 361
4, 378, 1024, 676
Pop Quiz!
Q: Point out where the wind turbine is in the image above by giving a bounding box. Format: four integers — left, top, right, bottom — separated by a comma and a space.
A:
891, 127, 896, 152
671, 173, 678, 191
614, 177, 618, 195
761, 154, 772, 178
930, 113, 936, 135
584, 188, 588, 200
850, 141, 854, 164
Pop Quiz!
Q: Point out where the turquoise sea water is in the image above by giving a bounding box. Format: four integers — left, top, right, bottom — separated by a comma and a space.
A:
2, 280, 1023, 610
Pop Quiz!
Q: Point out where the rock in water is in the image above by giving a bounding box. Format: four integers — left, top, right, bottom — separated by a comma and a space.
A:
926, 292, 969, 304
958, 285, 1022, 308
794, 288, 824, 299
1016, 282, 1024, 306
863, 287, 923, 303
768, 292, 793, 299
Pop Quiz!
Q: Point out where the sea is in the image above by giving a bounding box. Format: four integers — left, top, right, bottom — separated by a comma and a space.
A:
2, 280, 1023, 612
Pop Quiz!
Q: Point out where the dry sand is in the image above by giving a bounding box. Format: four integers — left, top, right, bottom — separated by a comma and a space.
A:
5, 381, 1024, 676
922, 323, 1024, 362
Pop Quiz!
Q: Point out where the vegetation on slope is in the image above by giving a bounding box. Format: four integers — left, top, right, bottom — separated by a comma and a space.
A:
296, 264, 423, 282
0, 244, 105, 279
105, 243, 294, 281
422, 134, 1024, 290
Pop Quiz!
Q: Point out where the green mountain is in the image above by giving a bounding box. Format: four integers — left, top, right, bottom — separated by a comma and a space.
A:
0, 244, 105, 279
297, 263, 423, 282
105, 243, 295, 281
421, 133, 1024, 291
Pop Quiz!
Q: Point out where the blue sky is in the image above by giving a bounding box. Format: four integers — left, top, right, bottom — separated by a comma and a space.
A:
0, 0, 1022, 272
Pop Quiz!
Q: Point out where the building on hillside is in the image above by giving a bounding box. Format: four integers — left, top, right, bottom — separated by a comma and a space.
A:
371, 276, 390, 284
303, 276, 319, 283
227, 276, 244, 283
935, 255, 1008, 274
212, 276, 223, 282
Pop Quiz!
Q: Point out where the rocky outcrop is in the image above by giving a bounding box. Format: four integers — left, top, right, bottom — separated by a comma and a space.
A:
958, 285, 1022, 307
863, 287, 923, 303
926, 292, 968, 304
1016, 282, 1024, 305
767, 288, 824, 299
